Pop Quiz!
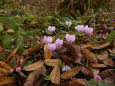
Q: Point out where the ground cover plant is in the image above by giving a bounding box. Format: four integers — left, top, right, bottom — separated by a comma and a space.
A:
0, 0, 115, 86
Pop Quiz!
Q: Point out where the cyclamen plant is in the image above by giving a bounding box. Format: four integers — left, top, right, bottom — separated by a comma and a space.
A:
9, 67, 21, 73
65, 21, 72, 27
55, 38, 63, 48
43, 36, 52, 44
75, 25, 93, 35
65, 34, 76, 44
94, 75, 102, 81
48, 26, 56, 32
47, 43, 57, 51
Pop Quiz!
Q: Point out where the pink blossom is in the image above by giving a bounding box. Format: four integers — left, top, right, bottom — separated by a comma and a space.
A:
55, 38, 63, 48
43, 36, 52, 44
15, 67, 21, 72
94, 75, 102, 81
75, 25, 85, 32
84, 25, 93, 35
65, 34, 76, 43
65, 21, 72, 27
47, 43, 57, 51
48, 26, 56, 32
9, 69, 14, 73
75, 25, 93, 35
62, 65, 71, 72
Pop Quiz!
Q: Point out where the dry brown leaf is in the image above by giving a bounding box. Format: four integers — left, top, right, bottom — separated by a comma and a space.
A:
17, 72, 27, 83
81, 66, 93, 77
23, 44, 42, 55
91, 64, 107, 68
100, 69, 115, 79
24, 66, 46, 86
97, 51, 108, 60
44, 59, 61, 67
63, 43, 76, 57
30, 21, 38, 25
0, 68, 11, 76
60, 55, 74, 64
0, 46, 4, 53
81, 49, 98, 63
0, 76, 15, 86
5, 47, 18, 63
23, 60, 44, 71
108, 48, 115, 55
91, 68, 100, 76
44, 44, 53, 59
103, 76, 115, 83
0, 61, 12, 69
50, 65, 60, 84
74, 46, 83, 63
81, 44, 94, 49
5, 29, 15, 33
61, 66, 81, 79
103, 58, 114, 66
90, 43, 110, 49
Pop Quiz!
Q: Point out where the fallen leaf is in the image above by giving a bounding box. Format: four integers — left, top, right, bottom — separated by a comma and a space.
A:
63, 43, 76, 58
50, 65, 60, 84
0, 68, 11, 77
0, 76, 15, 86
81, 44, 94, 49
23, 44, 42, 55
60, 55, 74, 64
44, 44, 53, 59
103, 76, 115, 83
100, 69, 115, 79
0, 46, 4, 53
23, 60, 44, 71
81, 49, 98, 63
97, 51, 108, 60
74, 46, 82, 63
24, 66, 46, 86
61, 66, 81, 79
0, 61, 12, 69
5, 29, 15, 33
81, 66, 93, 77
91, 68, 100, 76
44, 59, 61, 67
91, 64, 107, 68
30, 21, 38, 25
90, 43, 110, 49
5, 47, 18, 63
103, 58, 114, 66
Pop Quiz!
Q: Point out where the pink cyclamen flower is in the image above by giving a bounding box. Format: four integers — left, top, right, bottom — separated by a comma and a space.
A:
65, 34, 76, 43
48, 26, 56, 32
43, 36, 52, 44
65, 21, 72, 27
84, 25, 93, 35
62, 65, 71, 72
9, 69, 14, 73
75, 25, 85, 32
15, 67, 21, 72
94, 75, 102, 81
47, 43, 57, 51
55, 38, 63, 48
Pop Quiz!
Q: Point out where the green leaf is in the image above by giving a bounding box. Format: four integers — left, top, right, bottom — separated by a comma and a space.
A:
3, 34, 12, 48
24, 61, 33, 67
0, 23, 3, 32
44, 28, 53, 35
106, 30, 115, 43
19, 0, 23, 3
42, 75, 50, 80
